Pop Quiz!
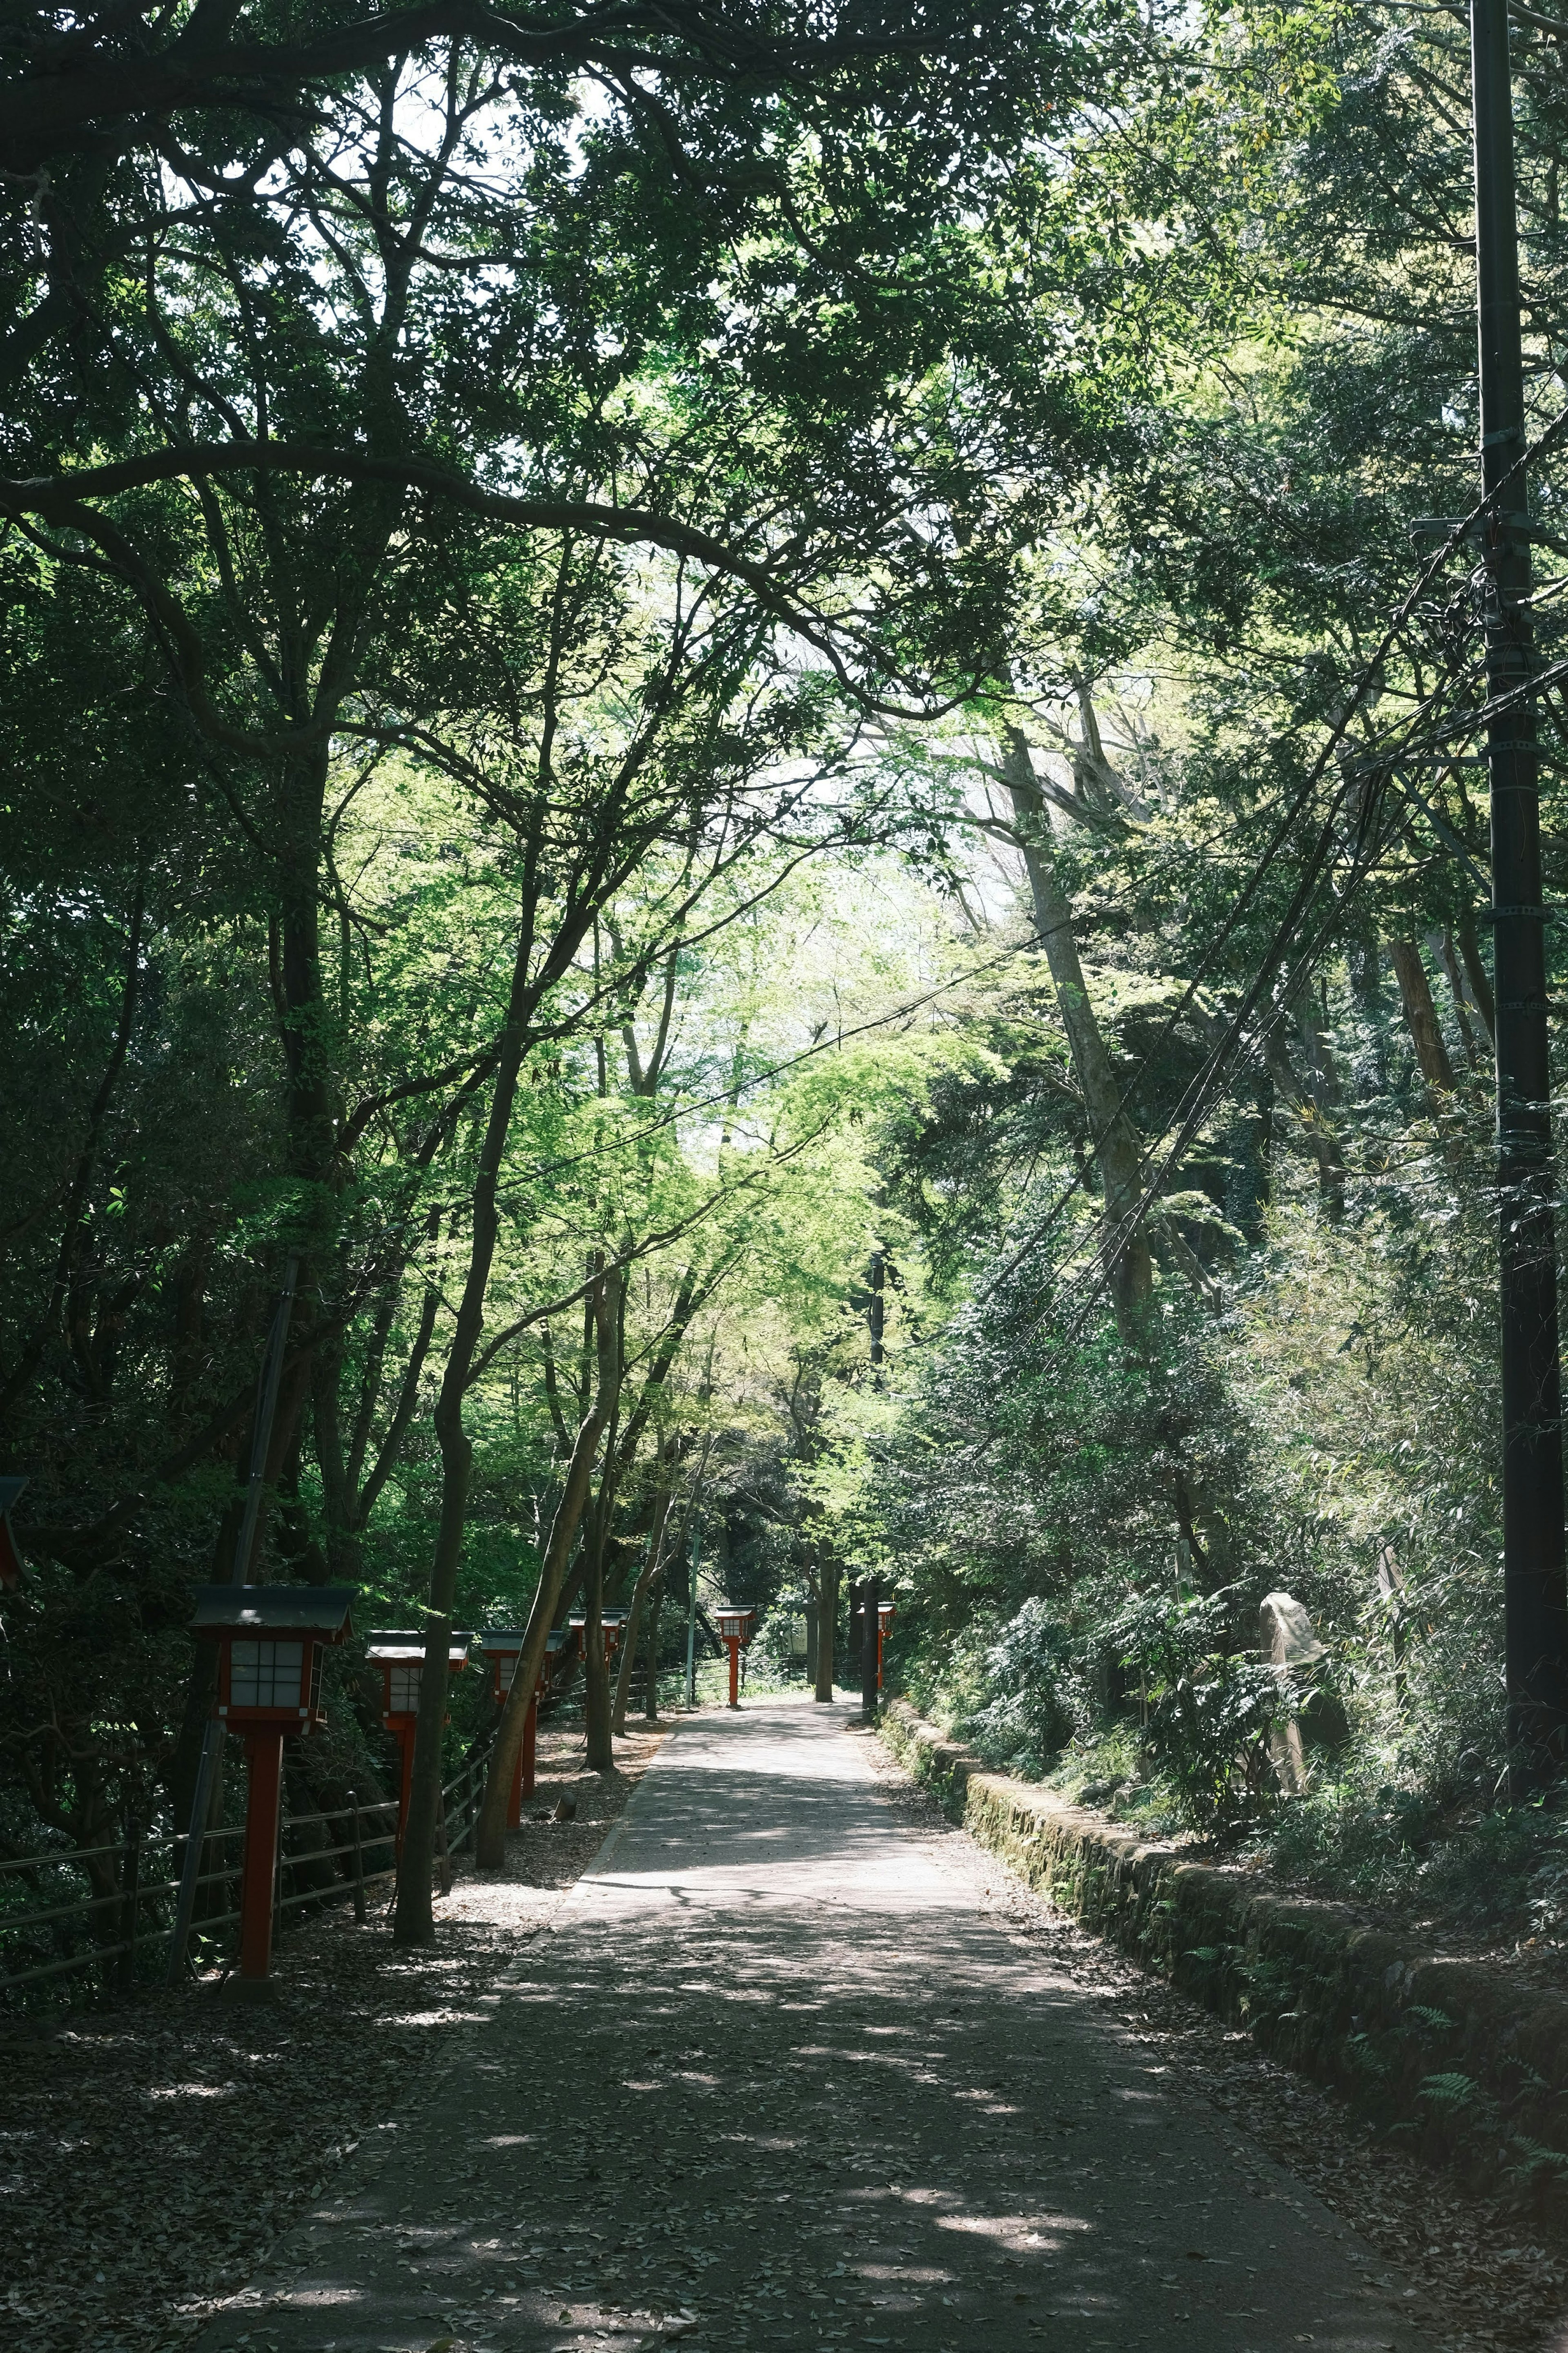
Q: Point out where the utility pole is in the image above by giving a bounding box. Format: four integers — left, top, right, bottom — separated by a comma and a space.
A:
1472, 0, 1568, 1787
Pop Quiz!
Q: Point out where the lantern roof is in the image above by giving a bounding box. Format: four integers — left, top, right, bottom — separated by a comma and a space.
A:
366, 1627, 472, 1667
544, 1626, 569, 1652
478, 1628, 530, 1655
715, 1601, 755, 1626
194, 1584, 354, 1637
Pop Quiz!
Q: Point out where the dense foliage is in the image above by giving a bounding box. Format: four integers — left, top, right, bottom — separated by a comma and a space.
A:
5, 0, 1568, 1969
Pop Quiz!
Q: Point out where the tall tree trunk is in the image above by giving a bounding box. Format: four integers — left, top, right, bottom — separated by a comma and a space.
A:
579, 1286, 626, 1773
1222, 1082, 1272, 1251
1455, 900, 1497, 1045
613, 1476, 673, 1735
1437, 929, 1486, 1071
0, 876, 144, 1423
1264, 1024, 1347, 1219
473, 1277, 617, 1871
1346, 928, 1392, 1100
1389, 936, 1458, 1095
1000, 728, 1153, 1335
394, 897, 541, 1945
814, 1558, 838, 1701
583, 1518, 613, 1771
642, 1566, 665, 1722
1390, 936, 1464, 1172
1004, 722, 1239, 1573
867, 1247, 886, 1368
1295, 977, 1345, 1129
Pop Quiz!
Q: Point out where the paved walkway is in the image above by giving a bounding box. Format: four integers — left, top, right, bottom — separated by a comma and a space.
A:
198, 1701, 1428, 2353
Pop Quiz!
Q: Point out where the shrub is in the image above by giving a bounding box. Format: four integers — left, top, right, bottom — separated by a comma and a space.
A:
1111, 1584, 1294, 1829
959, 1597, 1074, 1772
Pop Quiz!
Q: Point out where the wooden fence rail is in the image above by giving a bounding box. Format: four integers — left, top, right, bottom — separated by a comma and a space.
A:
0, 1729, 497, 2009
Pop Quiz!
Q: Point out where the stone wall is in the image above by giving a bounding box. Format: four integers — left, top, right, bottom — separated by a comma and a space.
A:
880, 1699, 1568, 2207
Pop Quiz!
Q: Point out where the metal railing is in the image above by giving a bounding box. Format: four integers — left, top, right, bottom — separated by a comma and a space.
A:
0, 1728, 497, 2009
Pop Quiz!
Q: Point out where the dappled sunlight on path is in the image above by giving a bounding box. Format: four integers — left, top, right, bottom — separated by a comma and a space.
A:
194, 1700, 1434, 2353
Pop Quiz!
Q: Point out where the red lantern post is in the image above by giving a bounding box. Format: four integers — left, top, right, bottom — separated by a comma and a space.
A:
542, 1625, 572, 1700
714, 1605, 757, 1709
367, 1630, 472, 1854
877, 1599, 896, 1692
479, 1630, 537, 1827
193, 1585, 354, 1983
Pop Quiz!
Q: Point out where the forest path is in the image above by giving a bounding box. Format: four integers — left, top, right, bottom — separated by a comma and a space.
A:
194, 1698, 1430, 2353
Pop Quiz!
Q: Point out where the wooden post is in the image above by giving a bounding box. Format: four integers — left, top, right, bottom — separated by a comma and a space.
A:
239, 1730, 285, 1981
814, 1563, 837, 1703
521, 1680, 539, 1798
394, 1726, 415, 1858
726, 1634, 741, 1709
116, 1801, 141, 1995
348, 1789, 366, 1924
275, 1777, 289, 1948
435, 1789, 452, 1897
861, 1577, 880, 1718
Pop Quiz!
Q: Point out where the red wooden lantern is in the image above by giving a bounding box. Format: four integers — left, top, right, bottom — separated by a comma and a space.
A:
479, 1629, 539, 1827
877, 1598, 896, 1692
192, 1584, 354, 1983
714, 1604, 757, 1710
0, 1476, 27, 1590
566, 1611, 626, 1664
366, 1630, 472, 1854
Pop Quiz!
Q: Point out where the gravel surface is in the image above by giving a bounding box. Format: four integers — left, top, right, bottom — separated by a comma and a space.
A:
0, 1719, 667, 2353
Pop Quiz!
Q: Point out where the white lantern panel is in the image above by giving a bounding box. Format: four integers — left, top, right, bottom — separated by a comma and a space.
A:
231, 1639, 304, 1709
388, 1663, 422, 1713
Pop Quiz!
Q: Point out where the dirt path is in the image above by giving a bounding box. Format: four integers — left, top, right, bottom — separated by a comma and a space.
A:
863, 1729, 1568, 2353
183, 1698, 1459, 2353
0, 1719, 666, 2353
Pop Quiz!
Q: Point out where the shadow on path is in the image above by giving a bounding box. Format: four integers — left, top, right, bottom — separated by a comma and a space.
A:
194, 1700, 1434, 2353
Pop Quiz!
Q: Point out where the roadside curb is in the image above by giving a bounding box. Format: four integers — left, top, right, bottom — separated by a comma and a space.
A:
879, 1697, 1568, 2208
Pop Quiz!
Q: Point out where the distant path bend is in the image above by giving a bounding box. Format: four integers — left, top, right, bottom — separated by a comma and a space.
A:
197, 1698, 1429, 2352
